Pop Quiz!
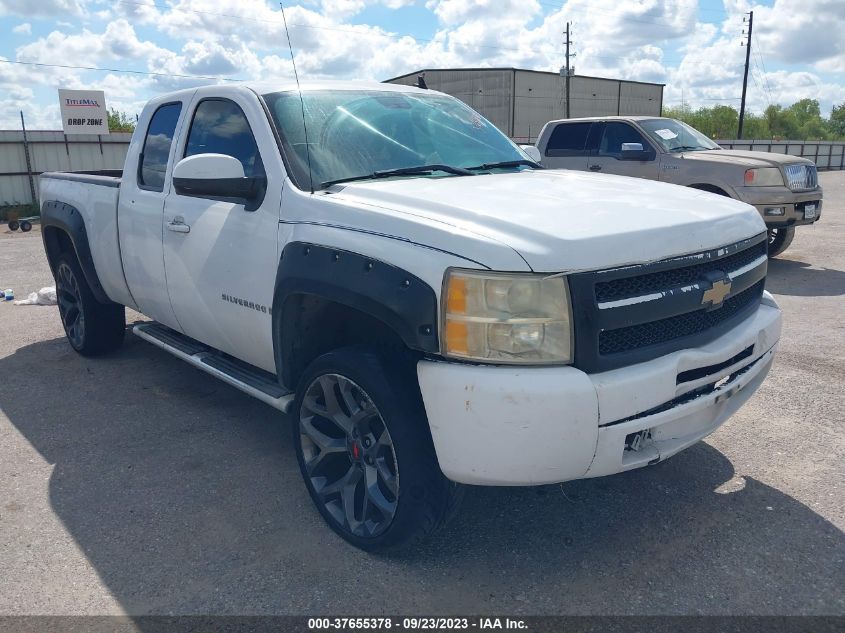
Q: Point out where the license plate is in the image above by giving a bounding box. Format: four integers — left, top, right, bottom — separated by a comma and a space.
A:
804, 203, 817, 219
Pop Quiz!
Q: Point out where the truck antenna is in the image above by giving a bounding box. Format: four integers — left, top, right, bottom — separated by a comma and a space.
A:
280, 2, 314, 193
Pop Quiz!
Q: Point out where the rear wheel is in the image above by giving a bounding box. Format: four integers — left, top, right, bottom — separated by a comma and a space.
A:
293, 347, 461, 552
767, 226, 795, 258
8, 220, 19, 231
55, 254, 125, 356
20, 220, 32, 232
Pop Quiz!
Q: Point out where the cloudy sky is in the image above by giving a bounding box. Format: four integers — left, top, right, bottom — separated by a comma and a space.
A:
1, 0, 844, 129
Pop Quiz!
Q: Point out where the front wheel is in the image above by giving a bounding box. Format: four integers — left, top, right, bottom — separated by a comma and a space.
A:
293, 347, 461, 552
767, 226, 795, 258
55, 254, 126, 356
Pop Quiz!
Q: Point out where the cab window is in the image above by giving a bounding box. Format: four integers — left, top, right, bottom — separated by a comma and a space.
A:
598, 122, 651, 159
138, 103, 182, 191
545, 122, 592, 157
184, 99, 264, 177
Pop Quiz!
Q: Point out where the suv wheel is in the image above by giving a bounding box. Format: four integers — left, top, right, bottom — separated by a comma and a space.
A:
292, 347, 461, 552
55, 254, 126, 356
768, 226, 795, 258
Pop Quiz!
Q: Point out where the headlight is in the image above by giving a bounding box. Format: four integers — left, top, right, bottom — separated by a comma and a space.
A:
442, 269, 573, 364
744, 167, 784, 187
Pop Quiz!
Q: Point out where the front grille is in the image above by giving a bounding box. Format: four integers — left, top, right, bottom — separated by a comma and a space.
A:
599, 281, 765, 355
784, 164, 818, 191
568, 234, 768, 373
595, 240, 767, 302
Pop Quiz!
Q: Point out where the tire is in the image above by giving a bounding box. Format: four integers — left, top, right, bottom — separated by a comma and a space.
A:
8, 220, 19, 231
767, 226, 795, 258
55, 253, 125, 356
20, 220, 32, 232
292, 346, 462, 552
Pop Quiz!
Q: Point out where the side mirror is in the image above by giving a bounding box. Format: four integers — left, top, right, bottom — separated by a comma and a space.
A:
620, 142, 655, 161
520, 145, 542, 164
172, 153, 266, 206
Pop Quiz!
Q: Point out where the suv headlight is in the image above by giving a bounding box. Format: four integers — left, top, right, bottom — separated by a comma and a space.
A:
744, 167, 784, 187
442, 269, 573, 364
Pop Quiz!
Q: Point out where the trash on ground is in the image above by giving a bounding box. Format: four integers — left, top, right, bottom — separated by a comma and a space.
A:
13, 286, 57, 306
3, 289, 12, 301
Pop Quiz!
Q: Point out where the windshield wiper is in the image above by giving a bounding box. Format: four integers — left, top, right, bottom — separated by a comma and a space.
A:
321, 164, 474, 189
669, 145, 709, 153
465, 159, 544, 171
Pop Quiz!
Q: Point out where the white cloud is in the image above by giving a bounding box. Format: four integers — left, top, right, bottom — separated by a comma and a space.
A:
12, 22, 30, 35
16, 19, 167, 67
751, 0, 845, 71
0, 0, 83, 18
1, 0, 844, 129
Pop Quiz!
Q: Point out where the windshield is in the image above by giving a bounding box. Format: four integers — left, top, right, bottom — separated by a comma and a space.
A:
639, 118, 721, 153
263, 89, 530, 190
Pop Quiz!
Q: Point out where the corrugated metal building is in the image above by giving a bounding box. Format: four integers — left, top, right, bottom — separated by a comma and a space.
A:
0, 130, 132, 206
384, 68, 664, 142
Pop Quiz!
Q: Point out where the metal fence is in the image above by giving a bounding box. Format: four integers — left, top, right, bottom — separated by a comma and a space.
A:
0, 130, 132, 207
1, 130, 842, 207
716, 140, 845, 171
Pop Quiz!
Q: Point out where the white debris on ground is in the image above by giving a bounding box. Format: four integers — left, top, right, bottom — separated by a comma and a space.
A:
13, 286, 57, 306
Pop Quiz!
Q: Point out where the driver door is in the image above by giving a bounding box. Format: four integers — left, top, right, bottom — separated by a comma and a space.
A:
587, 121, 660, 180
162, 91, 283, 372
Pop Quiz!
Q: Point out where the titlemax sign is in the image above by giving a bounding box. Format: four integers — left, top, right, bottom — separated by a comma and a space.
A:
64, 98, 102, 107
58, 88, 109, 135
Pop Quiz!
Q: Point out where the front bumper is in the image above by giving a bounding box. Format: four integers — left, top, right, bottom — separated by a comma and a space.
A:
734, 185, 823, 228
417, 293, 782, 486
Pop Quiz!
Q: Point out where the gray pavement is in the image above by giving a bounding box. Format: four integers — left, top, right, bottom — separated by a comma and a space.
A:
0, 173, 843, 616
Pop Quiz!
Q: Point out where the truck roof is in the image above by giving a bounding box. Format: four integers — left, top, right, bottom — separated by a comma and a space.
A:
546, 115, 666, 124
145, 80, 432, 107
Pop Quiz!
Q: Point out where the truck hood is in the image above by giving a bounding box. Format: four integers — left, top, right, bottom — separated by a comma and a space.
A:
330, 170, 765, 272
680, 149, 812, 168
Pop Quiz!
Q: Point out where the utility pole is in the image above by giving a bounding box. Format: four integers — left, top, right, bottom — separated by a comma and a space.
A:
564, 22, 574, 118
20, 111, 37, 207
738, 10, 753, 139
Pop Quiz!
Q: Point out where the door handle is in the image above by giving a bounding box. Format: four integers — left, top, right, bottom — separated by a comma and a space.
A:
167, 216, 191, 233
589, 164, 602, 171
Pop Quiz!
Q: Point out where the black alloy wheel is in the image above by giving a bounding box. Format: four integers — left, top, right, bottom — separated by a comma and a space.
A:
56, 260, 86, 350
299, 373, 399, 538
292, 347, 462, 551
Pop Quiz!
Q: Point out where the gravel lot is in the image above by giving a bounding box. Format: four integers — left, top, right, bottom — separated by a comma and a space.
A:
0, 173, 843, 616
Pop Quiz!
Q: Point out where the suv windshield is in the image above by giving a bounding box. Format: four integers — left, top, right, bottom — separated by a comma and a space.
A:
263, 89, 531, 190
639, 118, 721, 153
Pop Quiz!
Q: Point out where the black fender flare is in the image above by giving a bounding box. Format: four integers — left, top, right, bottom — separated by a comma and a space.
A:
40, 200, 111, 304
272, 242, 440, 387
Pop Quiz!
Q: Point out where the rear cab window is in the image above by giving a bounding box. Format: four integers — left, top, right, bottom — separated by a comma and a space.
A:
545, 122, 592, 157
138, 103, 182, 191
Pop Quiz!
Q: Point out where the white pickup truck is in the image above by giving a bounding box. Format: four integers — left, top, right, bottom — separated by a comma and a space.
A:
39, 81, 781, 551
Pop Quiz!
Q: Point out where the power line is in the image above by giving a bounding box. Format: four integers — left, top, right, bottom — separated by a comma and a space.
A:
0, 58, 245, 82
752, 34, 776, 108
3, 0, 751, 89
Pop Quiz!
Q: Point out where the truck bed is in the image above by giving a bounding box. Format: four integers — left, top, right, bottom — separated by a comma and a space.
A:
38, 169, 137, 310
40, 170, 122, 187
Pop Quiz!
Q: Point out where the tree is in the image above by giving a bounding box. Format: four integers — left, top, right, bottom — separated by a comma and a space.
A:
665, 99, 844, 140
831, 103, 845, 137
108, 109, 136, 133
742, 114, 770, 140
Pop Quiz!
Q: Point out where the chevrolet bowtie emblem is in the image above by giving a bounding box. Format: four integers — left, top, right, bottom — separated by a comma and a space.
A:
702, 278, 732, 307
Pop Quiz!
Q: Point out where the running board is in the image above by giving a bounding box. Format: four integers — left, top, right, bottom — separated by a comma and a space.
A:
132, 322, 294, 413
